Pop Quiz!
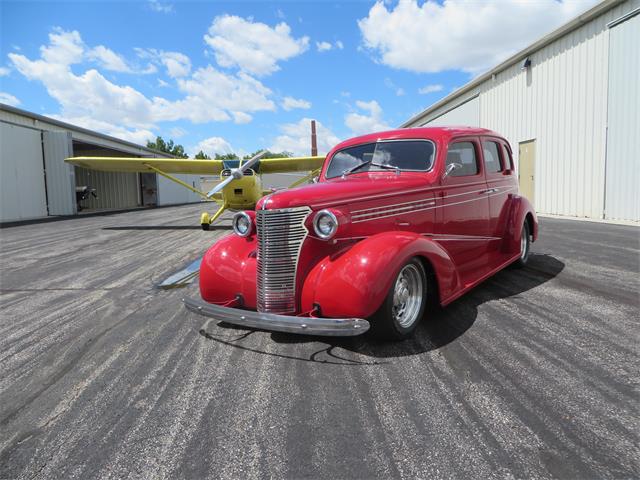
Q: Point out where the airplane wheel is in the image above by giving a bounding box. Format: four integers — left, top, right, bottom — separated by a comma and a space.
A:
201, 223, 210, 231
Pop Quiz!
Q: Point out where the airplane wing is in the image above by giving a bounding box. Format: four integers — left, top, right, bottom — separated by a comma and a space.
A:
65, 155, 325, 175
65, 157, 226, 175
257, 156, 325, 173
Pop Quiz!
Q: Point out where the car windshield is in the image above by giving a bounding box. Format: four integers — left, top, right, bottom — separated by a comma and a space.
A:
325, 140, 436, 179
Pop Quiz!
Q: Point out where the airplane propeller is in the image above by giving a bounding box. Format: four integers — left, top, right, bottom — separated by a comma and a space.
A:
206, 150, 268, 198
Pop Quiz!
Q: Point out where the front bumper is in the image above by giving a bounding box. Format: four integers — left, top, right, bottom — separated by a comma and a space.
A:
183, 297, 369, 336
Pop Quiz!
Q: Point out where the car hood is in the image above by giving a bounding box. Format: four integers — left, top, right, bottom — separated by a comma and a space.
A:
257, 173, 436, 211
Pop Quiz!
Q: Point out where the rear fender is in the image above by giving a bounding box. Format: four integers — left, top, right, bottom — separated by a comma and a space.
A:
504, 195, 538, 253
301, 231, 461, 319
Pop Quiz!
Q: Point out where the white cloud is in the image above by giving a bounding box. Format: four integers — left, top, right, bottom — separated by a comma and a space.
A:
281, 96, 311, 111
40, 28, 84, 66
0, 92, 21, 106
193, 136, 234, 157
148, 0, 173, 13
136, 48, 190, 78
50, 114, 155, 145
316, 41, 332, 52
169, 127, 186, 138
345, 100, 389, 136
157, 78, 169, 87
316, 40, 344, 52
204, 15, 309, 76
0, 67, 10, 76
158, 66, 276, 123
269, 118, 341, 156
359, 0, 600, 73
9, 29, 276, 130
418, 83, 443, 94
384, 77, 405, 96
232, 111, 252, 124
87, 46, 131, 72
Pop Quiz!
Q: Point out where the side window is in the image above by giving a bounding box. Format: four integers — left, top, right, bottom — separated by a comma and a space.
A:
501, 144, 514, 172
482, 141, 503, 173
446, 142, 479, 177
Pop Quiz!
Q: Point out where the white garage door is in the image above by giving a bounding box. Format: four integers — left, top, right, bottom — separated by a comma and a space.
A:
0, 123, 48, 222
424, 95, 480, 127
605, 10, 639, 221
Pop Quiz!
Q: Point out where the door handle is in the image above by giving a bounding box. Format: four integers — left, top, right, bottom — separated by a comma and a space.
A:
480, 188, 498, 194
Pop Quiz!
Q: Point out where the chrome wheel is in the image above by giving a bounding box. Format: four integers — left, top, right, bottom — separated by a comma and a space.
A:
392, 264, 424, 328
520, 225, 529, 260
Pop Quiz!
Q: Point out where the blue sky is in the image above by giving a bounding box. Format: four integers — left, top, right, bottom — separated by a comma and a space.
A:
0, 0, 597, 157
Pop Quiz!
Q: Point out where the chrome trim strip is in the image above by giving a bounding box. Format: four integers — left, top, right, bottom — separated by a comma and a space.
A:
349, 187, 516, 224
184, 297, 369, 337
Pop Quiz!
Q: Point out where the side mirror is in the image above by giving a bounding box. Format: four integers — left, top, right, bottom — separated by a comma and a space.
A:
443, 162, 462, 179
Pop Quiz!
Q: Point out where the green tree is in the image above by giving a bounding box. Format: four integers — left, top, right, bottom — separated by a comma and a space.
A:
214, 153, 240, 160
242, 150, 293, 159
194, 150, 211, 159
147, 136, 188, 158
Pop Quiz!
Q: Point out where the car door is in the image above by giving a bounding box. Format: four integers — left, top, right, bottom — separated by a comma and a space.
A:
482, 137, 514, 243
437, 137, 491, 279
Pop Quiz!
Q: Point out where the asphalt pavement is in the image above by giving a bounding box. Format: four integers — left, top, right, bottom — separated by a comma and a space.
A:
0, 205, 638, 479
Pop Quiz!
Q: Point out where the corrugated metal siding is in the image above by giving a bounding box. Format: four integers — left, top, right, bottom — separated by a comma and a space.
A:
74, 167, 140, 210
0, 123, 48, 222
157, 174, 202, 206
43, 131, 76, 215
424, 95, 480, 127
419, 91, 481, 126
0, 109, 169, 158
477, 2, 636, 219
604, 9, 640, 221
405, 0, 638, 221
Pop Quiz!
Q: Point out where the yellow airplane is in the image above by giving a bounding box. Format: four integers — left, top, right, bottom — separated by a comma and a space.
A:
65, 150, 324, 230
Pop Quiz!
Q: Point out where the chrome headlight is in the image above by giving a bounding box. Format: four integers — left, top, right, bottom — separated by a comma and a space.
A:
232, 211, 253, 237
313, 210, 338, 240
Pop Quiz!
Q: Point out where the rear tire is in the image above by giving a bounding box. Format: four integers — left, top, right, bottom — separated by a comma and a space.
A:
369, 258, 427, 340
512, 221, 531, 268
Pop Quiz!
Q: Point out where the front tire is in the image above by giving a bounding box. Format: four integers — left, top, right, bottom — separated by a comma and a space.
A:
370, 258, 427, 340
512, 221, 531, 268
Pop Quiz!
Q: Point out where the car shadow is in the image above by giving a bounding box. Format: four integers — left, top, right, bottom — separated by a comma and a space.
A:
202, 253, 564, 361
103, 225, 227, 231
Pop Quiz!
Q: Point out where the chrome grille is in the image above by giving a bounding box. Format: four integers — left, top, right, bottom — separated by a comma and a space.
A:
256, 207, 311, 313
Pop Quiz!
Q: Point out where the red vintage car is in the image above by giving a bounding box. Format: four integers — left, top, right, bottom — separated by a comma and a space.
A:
185, 127, 538, 340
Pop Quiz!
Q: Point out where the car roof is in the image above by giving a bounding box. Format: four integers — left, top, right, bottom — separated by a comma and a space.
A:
332, 126, 503, 152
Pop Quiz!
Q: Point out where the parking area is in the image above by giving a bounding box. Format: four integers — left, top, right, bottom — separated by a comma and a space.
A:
0, 204, 638, 479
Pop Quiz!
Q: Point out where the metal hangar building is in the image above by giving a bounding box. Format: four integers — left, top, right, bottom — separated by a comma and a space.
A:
402, 0, 639, 222
0, 104, 201, 223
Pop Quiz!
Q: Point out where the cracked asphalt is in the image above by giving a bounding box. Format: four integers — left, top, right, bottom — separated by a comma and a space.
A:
1, 204, 638, 479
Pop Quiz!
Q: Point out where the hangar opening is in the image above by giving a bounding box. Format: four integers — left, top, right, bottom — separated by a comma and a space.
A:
0, 104, 201, 223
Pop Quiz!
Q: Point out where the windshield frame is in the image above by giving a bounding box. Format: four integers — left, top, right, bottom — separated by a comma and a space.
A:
324, 138, 437, 179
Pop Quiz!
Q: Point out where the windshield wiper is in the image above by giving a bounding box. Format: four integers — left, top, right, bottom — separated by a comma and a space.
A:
342, 160, 398, 177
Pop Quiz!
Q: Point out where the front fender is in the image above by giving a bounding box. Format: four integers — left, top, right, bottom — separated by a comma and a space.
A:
301, 232, 461, 319
199, 233, 258, 308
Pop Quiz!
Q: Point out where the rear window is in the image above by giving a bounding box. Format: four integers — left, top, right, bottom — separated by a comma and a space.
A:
326, 140, 435, 179
446, 142, 479, 177
482, 141, 503, 173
